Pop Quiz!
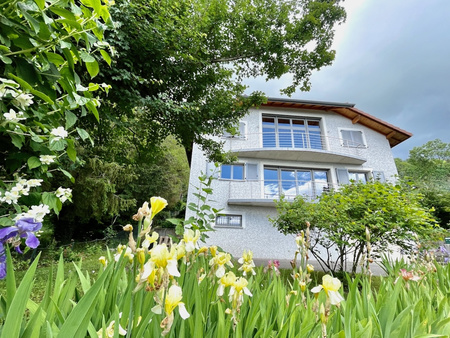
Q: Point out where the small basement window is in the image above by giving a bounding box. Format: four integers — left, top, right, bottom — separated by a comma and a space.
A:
215, 215, 242, 228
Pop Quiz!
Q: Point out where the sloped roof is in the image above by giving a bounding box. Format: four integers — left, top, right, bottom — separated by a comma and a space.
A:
262, 98, 412, 148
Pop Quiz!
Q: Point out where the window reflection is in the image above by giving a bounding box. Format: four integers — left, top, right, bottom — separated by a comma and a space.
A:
264, 167, 329, 200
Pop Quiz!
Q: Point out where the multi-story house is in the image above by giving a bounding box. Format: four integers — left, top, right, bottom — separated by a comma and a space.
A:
186, 98, 412, 262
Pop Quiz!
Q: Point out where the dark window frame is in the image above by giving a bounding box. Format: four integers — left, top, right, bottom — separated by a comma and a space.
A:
215, 214, 243, 228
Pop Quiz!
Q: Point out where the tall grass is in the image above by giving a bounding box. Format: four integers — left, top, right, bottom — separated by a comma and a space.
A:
0, 238, 449, 337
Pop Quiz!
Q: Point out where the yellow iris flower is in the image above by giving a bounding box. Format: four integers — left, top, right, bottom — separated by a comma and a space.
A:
150, 196, 168, 219
311, 274, 345, 305
165, 285, 190, 319
97, 320, 126, 337
142, 231, 159, 250
209, 251, 234, 278
217, 271, 237, 296
150, 244, 180, 277
98, 256, 107, 267
151, 285, 190, 319
182, 229, 200, 253
238, 250, 256, 276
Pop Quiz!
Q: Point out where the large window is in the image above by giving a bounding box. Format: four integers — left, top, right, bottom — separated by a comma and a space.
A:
264, 167, 329, 200
340, 129, 365, 148
262, 116, 322, 149
220, 164, 244, 180
216, 215, 242, 228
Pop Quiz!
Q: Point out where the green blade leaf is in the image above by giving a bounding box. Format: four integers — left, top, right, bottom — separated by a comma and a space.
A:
57, 262, 113, 338
1, 253, 41, 338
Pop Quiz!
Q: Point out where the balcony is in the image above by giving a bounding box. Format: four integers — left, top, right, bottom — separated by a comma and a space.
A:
224, 132, 367, 164
220, 179, 340, 207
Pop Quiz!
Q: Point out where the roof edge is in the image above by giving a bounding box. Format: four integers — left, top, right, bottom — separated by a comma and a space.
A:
266, 97, 355, 108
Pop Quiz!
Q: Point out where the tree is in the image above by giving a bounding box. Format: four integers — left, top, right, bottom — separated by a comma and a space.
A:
395, 139, 450, 228
51, 136, 190, 242
0, 0, 112, 274
0, 0, 112, 225
272, 181, 439, 274
89, 0, 347, 163
396, 139, 450, 189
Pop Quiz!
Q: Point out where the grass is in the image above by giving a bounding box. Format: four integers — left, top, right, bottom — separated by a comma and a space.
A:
0, 243, 107, 302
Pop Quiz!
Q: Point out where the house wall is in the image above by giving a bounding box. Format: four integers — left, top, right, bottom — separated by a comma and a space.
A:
186, 106, 401, 261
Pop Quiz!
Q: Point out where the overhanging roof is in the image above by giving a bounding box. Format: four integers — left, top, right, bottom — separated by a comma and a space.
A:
261, 98, 412, 148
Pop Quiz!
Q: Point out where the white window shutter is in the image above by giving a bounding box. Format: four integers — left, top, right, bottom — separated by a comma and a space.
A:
373, 171, 386, 182
336, 169, 349, 184
246, 163, 258, 180
239, 122, 246, 138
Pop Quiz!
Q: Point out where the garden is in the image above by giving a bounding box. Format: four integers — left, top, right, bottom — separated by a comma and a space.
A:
1, 197, 450, 337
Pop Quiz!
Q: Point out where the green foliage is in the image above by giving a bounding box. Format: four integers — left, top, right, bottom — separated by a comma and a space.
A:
88, 0, 346, 161
170, 170, 220, 242
272, 180, 440, 274
0, 0, 112, 223
50, 137, 189, 242
396, 139, 450, 228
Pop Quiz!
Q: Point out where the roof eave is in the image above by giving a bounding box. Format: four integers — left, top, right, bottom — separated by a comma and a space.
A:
261, 99, 412, 148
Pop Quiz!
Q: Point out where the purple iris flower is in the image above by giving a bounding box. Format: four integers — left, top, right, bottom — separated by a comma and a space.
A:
0, 218, 42, 252
0, 243, 6, 279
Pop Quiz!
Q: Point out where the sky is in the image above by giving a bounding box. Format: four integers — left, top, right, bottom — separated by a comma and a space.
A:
244, 0, 450, 159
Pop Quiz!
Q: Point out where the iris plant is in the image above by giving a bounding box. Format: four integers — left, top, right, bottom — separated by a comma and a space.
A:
0, 218, 42, 279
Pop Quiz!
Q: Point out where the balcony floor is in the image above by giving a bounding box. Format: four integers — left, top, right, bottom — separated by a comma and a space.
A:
232, 148, 366, 164
227, 199, 278, 207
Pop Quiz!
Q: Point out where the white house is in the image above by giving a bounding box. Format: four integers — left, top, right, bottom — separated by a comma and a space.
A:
186, 98, 412, 263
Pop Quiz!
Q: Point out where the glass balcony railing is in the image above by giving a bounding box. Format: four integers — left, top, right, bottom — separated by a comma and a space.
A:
222, 179, 340, 203
223, 132, 366, 162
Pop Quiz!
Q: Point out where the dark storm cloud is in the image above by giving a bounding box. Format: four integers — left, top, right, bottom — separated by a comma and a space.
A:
245, 0, 450, 159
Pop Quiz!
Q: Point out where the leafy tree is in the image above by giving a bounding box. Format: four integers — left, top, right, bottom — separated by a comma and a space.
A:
50, 135, 190, 242
48, 0, 346, 240
396, 139, 450, 188
272, 181, 439, 274
396, 139, 450, 228
0, 0, 112, 227
88, 0, 347, 162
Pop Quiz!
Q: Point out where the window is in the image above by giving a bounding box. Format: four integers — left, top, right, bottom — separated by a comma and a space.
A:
223, 121, 247, 139
264, 167, 329, 200
220, 164, 244, 180
348, 171, 367, 183
262, 116, 322, 149
340, 129, 365, 148
216, 215, 242, 228
336, 169, 372, 184
372, 171, 386, 182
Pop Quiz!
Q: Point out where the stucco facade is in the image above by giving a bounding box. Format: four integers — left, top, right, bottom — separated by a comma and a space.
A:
186, 98, 412, 262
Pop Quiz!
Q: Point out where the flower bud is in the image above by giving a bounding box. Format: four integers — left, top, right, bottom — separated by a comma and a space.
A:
137, 248, 145, 267
98, 256, 107, 266
299, 281, 306, 292
143, 216, 152, 229
123, 224, 133, 232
